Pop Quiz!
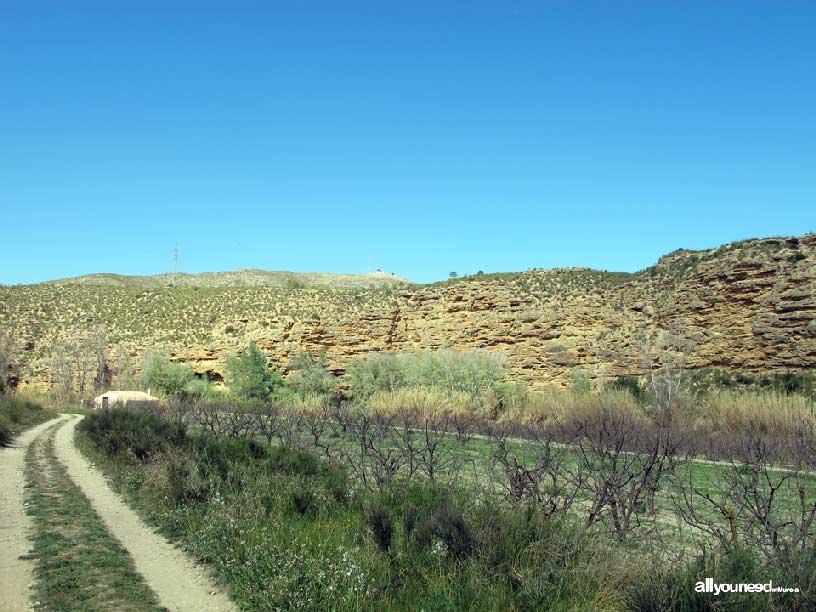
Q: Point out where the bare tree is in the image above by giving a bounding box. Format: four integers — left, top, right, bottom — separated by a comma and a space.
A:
335, 408, 405, 492
488, 420, 583, 519
0, 329, 16, 394
672, 422, 816, 561
565, 405, 680, 539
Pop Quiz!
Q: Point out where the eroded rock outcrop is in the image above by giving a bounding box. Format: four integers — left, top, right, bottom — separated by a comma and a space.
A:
1, 234, 813, 391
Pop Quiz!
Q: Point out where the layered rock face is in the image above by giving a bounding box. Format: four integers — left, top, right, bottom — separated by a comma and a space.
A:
1, 235, 813, 391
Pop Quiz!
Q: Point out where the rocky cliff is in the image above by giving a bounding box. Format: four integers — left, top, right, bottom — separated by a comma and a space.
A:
1, 235, 813, 392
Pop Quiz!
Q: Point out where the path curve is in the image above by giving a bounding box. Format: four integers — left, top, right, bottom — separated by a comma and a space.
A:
53, 414, 237, 612
0, 414, 70, 611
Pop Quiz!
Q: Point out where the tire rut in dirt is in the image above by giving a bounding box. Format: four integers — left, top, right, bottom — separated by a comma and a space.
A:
24, 419, 165, 612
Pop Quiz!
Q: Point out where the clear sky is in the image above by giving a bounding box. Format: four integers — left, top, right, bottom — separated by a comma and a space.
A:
2, 1, 814, 285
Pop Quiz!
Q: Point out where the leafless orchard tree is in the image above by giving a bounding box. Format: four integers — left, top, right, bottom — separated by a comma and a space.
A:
487, 420, 583, 519
672, 423, 816, 562
565, 405, 682, 539
255, 402, 282, 446
332, 408, 405, 492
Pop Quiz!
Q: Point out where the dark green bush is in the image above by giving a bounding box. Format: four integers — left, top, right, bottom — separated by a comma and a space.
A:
289, 488, 319, 518
0, 397, 49, 446
607, 375, 645, 400
266, 445, 322, 476
366, 502, 395, 554
407, 496, 473, 558
164, 452, 211, 505
629, 546, 787, 612
79, 408, 187, 462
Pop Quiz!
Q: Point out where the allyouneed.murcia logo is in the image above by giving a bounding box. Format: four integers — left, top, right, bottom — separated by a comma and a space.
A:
696, 578, 800, 595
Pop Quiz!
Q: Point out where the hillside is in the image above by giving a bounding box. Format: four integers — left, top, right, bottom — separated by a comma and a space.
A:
47, 269, 412, 289
1, 235, 813, 392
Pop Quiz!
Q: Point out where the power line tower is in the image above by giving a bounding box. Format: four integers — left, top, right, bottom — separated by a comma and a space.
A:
172, 243, 179, 287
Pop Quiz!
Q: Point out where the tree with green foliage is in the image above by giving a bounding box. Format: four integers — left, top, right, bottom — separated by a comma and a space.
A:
226, 342, 283, 401
346, 349, 505, 399
140, 352, 206, 400
287, 350, 337, 397
606, 375, 645, 401
570, 368, 592, 394
346, 352, 408, 399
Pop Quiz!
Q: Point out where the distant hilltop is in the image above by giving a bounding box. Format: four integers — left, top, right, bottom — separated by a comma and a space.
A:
43, 269, 413, 290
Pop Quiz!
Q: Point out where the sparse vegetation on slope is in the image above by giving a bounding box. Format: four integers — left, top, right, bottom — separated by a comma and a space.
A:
1, 233, 813, 394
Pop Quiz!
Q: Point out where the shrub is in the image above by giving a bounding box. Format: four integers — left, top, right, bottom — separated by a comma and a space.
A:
606, 375, 645, 401
346, 349, 506, 399
267, 445, 322, 476
225, 342, 284, 401
78, 408, 187, 462
287, 351, 337, 397
399, 488, 474, 558
161, 450, 211, 504
415, 503, 473, 558
140, 352, 196, 399
0, 397, 49, 446
366, 502, 394, 554
288, 487, 319, 518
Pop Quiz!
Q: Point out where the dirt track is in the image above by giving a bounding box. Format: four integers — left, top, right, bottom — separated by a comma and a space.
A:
0, 415, 70, 611
53, 415, 237, 612
1, 414, 236, 612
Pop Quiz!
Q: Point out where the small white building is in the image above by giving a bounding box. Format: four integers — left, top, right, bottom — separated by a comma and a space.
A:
93, 390, 159, 410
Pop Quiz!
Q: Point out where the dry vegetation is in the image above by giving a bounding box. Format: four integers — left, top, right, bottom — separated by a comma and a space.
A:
1, 233, 813, 394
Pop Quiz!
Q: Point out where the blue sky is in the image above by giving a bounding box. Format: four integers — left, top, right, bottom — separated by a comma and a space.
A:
1, 1, 814, 285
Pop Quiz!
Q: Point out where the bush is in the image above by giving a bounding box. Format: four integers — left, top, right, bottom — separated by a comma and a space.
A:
412, 502, 473, 558
630, 546, 767, 612
225, 342, 284, 401
0, 397, 50, 446
140, 352, 196, 399
347, 349, 506, 399
287, 351, 337, 397
365, 502, 394, 553
607, 375, 645, 401
267, 445, 322, 476
288, 487, 320, 518
78, 408, 187, 462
